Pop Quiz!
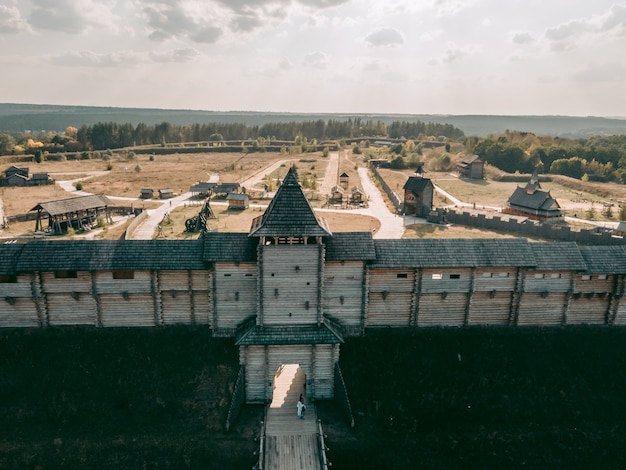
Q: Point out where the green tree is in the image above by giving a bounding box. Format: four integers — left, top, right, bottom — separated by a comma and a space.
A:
0, 133, 15, 155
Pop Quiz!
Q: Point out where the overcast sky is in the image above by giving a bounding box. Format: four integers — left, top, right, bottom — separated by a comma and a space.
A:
1, 0, 625, 116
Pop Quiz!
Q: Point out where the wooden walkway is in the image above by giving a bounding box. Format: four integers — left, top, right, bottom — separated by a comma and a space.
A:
264, 364, 322, 470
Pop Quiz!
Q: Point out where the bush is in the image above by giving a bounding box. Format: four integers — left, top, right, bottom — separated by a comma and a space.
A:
75, 181, 83, 191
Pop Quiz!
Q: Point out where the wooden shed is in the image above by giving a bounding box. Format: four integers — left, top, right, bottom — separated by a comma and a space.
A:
140, 188, 154, 199
350, 186, 364, 205
226, 193, 249, 209
31, 173, 52, 185
339, 172, 349, 189
329, 185, 344, 204
31, 194, 113, 234
158, 188, 174, 199
456, 154, 484, 179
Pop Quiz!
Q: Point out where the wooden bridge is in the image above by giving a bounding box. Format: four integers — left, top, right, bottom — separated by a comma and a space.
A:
258, 364, 330, 470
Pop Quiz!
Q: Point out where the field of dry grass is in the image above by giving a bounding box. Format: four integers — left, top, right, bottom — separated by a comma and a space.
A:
158, 204, 380, 239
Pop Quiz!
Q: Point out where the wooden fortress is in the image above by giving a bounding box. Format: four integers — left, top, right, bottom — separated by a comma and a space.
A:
2, 167, 626, 403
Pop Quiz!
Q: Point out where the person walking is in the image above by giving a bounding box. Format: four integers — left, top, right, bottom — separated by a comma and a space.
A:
297, 398, 305, 419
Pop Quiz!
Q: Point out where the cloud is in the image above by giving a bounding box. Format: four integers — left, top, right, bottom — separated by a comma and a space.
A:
28, 0, 113, 34
600, 4, 626, 33
189, 26, 223, 43
544, 4, 626, 51
433, 0, 477, 16
150, 47, 200, 63
302, 51, 328, 68
297, 0, 350, 7
139, 0, 291, 40
365, 27, 405, 47
49, 50, 140, 67
441, 42, 465, 63
545, 19, 589, 41
230, 12, 263, 32
0, 5, 31, 34
140, 1, 224, 43
512, 32, 535, 45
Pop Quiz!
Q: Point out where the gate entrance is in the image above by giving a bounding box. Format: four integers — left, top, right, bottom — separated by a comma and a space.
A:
271, 364, 306, 408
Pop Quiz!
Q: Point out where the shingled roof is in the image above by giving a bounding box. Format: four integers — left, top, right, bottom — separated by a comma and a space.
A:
403, 176, 433, 193
577, 245, 626, 274
203, 232, 258, 262
31, 194, 113, 216
371, 238, 537, 268
235, 317, 344, 346
0, 243, 26, 275
527, 242, 587, 271
248, 166, 332, 238
16, 240, 206, 271
507, 186, 562, 213
325, 232, 376, 261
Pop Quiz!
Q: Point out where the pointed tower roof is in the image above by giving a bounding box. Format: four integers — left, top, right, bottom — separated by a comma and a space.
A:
249, 166, 332, 238
524, 170, 541, 193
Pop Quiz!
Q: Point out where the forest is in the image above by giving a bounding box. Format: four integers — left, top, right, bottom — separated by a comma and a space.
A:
0, 118, 463, 154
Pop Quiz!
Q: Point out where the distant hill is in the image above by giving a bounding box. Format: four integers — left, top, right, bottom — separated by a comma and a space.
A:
1, 103, 625, 138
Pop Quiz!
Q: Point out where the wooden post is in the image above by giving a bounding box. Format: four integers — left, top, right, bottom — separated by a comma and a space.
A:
91, 271, 103, 327
464, 267, 476, 326
188, 270, 196, 325
510, 267, 525, 326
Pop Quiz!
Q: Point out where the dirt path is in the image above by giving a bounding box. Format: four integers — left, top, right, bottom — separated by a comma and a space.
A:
318, 151, 340, 195
129, 192, 193, 240
240, 159, 295, 190
356, 167, 405, 238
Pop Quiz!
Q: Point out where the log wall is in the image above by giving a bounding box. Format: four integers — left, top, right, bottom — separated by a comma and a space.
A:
0, 276, 39, 327
213, 263, 257, 333
323, 261, 365, 333
367, 268, 413, 326
261, 245, 320, 325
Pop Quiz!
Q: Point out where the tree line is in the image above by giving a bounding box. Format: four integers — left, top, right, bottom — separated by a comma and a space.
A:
0, 118, 464, 155
468, 132, 626, 183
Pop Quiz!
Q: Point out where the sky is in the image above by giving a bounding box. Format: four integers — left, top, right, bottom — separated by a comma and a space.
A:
0, 0, 625, 116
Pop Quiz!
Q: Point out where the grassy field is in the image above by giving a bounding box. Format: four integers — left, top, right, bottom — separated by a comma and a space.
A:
379, 167, 626, 221
2, 327, 626, 469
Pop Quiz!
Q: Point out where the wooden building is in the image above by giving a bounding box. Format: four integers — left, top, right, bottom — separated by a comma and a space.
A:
213, 183, 240, 196
403, 176, 434, 216
3, 166, 52, 187
329, 185, 344, 204
456, 154, 484, 179
5, 173, 28, 186
31, 194, 113, 234
189, 182, 216, 198
504, 172, 563, 221
6, 167, 626, 404
339, 172, 349, 189
158, 188, 174, 199
140, 188, 154, 199
350, 187, 364, 205
226, 193, 249, 209
5, 165, 29, 179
